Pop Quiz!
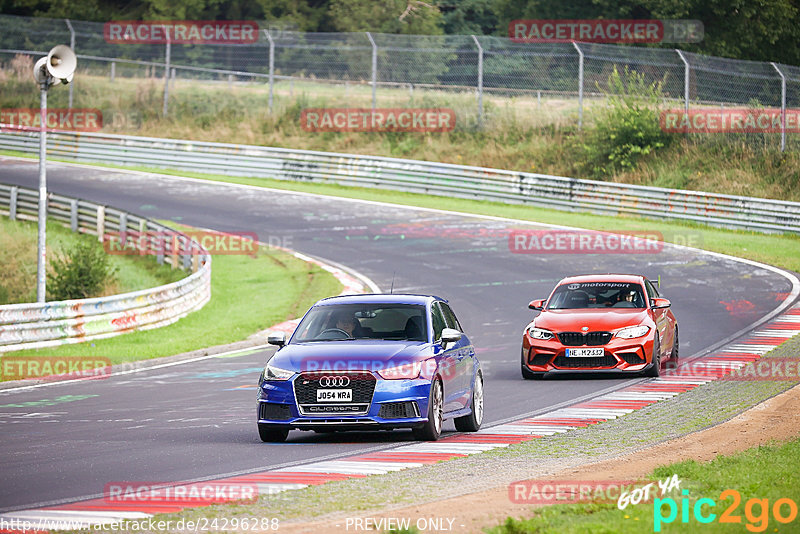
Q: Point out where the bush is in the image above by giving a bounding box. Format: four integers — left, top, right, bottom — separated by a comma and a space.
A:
47, 240, 117, 301
580, 66, 675, 178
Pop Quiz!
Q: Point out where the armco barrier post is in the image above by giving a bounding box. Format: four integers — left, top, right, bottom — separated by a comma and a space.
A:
10, 186, 18, 220
96, 205, 105, 243
70, 199, 78, 231
119, 212, 128, 248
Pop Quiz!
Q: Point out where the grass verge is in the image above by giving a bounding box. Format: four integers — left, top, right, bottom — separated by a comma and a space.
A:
0, 215, 184, 304
488, 439, 800, 534
2, 235, 342, 370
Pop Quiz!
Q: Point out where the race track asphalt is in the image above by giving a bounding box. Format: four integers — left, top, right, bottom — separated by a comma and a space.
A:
0, 158, 794, 511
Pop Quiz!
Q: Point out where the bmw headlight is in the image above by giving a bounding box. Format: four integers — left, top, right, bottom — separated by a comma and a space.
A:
264, 362, 294, 381
527, 326, 554, 340
615, 325, 650, 339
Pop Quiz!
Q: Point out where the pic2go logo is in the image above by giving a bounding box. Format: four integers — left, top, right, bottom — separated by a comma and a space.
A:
654, 489, 798, 532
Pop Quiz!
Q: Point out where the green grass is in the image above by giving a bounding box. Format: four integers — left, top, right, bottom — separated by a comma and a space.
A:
488, 437, 800, 533
3, 240, 343, 368
0, 215, 184, 304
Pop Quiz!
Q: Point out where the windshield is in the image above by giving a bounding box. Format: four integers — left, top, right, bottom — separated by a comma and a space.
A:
548, 282, 646, 309
291, 303, 428, 342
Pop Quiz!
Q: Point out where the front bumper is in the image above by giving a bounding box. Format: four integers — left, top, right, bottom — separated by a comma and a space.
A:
522, 334, 655, 373
256, 374, 432, 430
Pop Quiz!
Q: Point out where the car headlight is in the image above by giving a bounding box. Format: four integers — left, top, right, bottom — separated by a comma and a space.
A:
527, 326, 554, 340
264, 362, 294, 381
615, 325, 650, 339
377, 361, 422, 380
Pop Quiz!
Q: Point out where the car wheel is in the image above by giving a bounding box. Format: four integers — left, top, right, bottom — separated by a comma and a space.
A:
455, 371, 483, 432
413, 378, 443, 441
644, 334, 661, 377
258, 423, 289, 442
670, 327, 679, 365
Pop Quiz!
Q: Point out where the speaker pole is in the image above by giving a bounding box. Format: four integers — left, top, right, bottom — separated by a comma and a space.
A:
36, 78, 48, 303
32, 45, 76, 303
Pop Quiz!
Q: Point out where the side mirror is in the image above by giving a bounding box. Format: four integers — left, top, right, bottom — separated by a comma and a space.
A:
267, 332, 286, 347
440, 328, 462, 348
528, 299, 545, 311
651, 298, 671, 309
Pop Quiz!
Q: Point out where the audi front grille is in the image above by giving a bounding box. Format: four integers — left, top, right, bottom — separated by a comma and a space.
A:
293, 371, 377, 416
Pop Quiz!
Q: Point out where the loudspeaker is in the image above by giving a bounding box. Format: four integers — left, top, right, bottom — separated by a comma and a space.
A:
33, 57, 50, 84
46, 45, 77, 84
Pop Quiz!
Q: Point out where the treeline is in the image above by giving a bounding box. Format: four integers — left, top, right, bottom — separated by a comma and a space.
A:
2, 0, 800, 65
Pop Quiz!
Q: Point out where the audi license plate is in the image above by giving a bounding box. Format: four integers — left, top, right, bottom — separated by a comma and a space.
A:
317, 389, 352, 402
566, 348, 604, 358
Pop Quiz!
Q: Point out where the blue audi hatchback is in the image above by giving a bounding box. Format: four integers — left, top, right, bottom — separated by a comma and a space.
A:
257, 294, 483, 442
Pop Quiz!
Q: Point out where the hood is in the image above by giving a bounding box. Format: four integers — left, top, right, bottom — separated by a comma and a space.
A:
270, 340, 431, 373
534, 308, 650, 333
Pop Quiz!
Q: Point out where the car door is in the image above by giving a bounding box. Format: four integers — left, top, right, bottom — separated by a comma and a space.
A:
645, 280, 671, 356
439, 301, 473, 410
431, 302, 462, 413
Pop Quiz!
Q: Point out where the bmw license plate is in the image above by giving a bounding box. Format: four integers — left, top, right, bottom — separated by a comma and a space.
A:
317, 389, 353, 402
566, 348, 604, 358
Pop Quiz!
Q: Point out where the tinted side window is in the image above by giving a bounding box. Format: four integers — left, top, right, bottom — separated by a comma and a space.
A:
431, 303, 446, 341
644, 281, 658, 303
439, 302, 463, 331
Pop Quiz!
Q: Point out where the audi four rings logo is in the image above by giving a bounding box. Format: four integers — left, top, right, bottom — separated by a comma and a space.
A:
319, 375, 350, 387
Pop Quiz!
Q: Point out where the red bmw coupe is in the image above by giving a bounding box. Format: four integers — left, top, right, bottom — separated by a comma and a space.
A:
521, 274, 678, 379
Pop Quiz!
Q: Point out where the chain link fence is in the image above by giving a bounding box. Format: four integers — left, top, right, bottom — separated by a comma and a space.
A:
0, 13, 798, 150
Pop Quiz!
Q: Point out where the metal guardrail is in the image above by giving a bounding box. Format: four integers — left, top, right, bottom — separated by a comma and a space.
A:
1, 130, 799, 234
0, 182, 211, 352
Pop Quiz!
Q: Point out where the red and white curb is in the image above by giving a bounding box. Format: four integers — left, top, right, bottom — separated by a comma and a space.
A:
3, 306, 799, 529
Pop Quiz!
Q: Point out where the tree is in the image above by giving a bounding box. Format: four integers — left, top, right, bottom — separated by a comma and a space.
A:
439, 0, 499, 35
327, 0, 443, 34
